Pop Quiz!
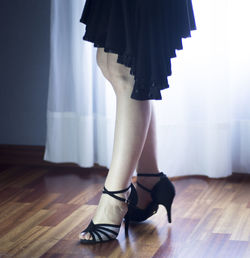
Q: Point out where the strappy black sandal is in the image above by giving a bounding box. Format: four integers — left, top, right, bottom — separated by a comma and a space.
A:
79, 183, 137, 244
125, 172, 176, 223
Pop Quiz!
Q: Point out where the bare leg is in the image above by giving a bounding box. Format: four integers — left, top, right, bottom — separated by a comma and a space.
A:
135, 104, 162, 209
80, 48, 152, 240
136, 102, 159, 173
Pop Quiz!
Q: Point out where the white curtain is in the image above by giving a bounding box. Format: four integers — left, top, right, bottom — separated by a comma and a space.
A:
44, 0, 250, 178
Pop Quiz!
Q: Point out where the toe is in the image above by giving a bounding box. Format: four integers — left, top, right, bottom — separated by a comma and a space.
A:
79, 232, 92, 241
85, 233, 92, 240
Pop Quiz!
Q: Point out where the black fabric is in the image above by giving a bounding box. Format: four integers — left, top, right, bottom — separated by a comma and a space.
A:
80, 0, 196, 101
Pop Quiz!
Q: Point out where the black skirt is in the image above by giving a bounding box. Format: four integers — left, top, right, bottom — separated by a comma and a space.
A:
80, 0, 196, 101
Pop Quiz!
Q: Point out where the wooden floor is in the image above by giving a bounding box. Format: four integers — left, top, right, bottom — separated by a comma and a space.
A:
0, 165, 249, 258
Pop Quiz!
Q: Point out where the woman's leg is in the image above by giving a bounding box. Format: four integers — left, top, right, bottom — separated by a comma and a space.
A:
136, 103, 159, 173
135, 104, 162, 209
80, 48, 152, 240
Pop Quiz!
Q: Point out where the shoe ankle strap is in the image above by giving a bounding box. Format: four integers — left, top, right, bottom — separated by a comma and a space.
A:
136, 181, 152, 193
136, 172, 165, 193
103, 183, 132, 204
137, 172, 164, 177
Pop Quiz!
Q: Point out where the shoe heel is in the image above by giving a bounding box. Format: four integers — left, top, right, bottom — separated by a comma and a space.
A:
159, 194, 174, 223
165, 201, 173, 223
124, 216, 130, 235
152, 176, 175, 223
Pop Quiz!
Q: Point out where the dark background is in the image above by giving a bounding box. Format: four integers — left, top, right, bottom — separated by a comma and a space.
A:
0, 0, 50, 145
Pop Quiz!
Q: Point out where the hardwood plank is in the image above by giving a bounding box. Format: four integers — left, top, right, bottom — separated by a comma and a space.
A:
0, 202, 29, 224
188, 207, 223, 241
0, 209, 53, 250
11, 168, 48, 188
0, 166, 29, 190
5, 226, 51, 257
68, 183, 103, 205
0, 187, 33, 205
213, 203, 245, 235
9, 205, 95, 258
230, 205, 250, 241
39, 203, 81, 227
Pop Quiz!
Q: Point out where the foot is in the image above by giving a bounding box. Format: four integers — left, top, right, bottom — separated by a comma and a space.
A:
79, 187, 131, 241
135, 173, 161, 209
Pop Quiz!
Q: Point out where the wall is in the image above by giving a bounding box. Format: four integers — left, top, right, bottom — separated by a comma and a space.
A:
0, 0, 50, 145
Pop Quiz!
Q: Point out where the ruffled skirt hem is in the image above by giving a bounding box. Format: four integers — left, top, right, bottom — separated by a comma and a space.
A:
80, 0, 196, 100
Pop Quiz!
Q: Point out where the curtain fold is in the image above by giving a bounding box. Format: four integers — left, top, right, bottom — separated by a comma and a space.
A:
44, 0, 250, 177
44, 0, 112, 167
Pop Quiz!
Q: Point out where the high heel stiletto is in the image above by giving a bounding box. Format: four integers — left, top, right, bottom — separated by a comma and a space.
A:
125, 172, 176, 223
79, 183, 137, 244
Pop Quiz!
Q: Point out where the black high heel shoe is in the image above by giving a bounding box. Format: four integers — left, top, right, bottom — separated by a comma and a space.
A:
79, 183, 137, 244
125, 172, 176, 223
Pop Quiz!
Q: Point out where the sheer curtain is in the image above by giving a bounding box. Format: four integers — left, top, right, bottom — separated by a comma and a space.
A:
44, 0, 250, 178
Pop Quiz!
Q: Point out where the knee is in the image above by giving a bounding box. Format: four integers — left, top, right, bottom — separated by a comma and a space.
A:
108, 71, 134, 97
96, 48, 135, 96
107, 55, 135, 95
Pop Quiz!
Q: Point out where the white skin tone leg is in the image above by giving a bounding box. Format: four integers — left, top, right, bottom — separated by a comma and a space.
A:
80, 48, 160, 241
135, 104, 162, 208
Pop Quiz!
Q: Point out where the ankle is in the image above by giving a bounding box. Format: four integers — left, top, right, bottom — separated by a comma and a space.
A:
136, 172, 161, 188
103, 183, 132, 203
104, 175, 131, 194
136, 169, 160, 175
92, 193, 128, 225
